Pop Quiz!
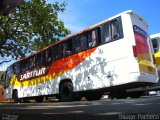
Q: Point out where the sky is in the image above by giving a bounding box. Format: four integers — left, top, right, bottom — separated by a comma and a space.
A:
1, 0, 160, 70
49, 0, 160, 35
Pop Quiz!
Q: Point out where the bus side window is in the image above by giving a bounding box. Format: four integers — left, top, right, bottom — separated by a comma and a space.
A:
73, 36, 81, 53
52, 46, 57, 61
102, 22, 111, 43
152, 38, 159, 53
74, 34, 88, 53
63, 40, 73, 57
80, 34, 88, 50
13, 63, 21, 74
36, 53, 44, 67
44, 49, 52, 65
88, 29, 99, 48
111, 19, 120, 40
21, 59, 29, 72
52, 44, 63, 61
29, 56, 36, 69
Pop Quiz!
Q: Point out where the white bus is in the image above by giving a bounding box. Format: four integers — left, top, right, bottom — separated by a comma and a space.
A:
1, 10, 158, 102
125, 34, 160, 96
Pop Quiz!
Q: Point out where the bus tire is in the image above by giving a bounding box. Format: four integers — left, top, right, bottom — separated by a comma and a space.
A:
12, 89, 19, 103
59, 81, 73, 102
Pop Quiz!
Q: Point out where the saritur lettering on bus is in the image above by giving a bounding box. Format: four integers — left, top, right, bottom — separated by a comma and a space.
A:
20, 67, 46, 81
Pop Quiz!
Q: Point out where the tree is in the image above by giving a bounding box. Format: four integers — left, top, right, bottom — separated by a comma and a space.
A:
0, 0, 70, 65
0, 71, 2, 76
0, 0, 24, 16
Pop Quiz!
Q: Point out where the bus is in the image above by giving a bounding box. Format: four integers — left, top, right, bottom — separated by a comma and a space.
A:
1, 10, 158, 102
148, 33, 160, 92
151, 33, 160, 76
123, 33, 160, 97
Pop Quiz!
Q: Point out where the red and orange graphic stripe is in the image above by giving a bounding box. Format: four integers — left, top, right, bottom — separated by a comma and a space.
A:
10, 48, 96, 87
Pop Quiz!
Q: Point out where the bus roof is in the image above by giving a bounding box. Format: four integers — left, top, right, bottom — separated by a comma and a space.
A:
150, 33, 160, 39
11, 10, 145, 66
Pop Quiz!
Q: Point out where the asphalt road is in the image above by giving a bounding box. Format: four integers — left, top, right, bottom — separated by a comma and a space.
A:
0, 96, 160, 120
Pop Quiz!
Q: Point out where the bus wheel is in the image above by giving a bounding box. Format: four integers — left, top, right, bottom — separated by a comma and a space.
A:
12, 89, 19, 103
59, 81, 73, 102
85, 93, 102, 101
35, 96, 44, 102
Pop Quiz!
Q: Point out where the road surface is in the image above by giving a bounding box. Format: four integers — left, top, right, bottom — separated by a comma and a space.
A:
0, 96, 160, 120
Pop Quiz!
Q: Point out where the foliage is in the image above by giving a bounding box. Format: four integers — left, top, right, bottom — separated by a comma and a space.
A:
0, 71, 2, 76
0, 0, 70, 64
0, 0, 24, 16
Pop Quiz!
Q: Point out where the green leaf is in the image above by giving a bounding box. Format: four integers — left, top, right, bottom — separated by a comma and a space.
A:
0, 0, 70, 65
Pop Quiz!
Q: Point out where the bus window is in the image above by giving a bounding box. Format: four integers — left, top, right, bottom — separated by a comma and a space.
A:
152, 38, 159, 53
44, 49, 52, 65
74, 34, 88, 53
63, 40, 73, 57
36, 53, 44, 67
102, 22, 110, 43
29, 56, 36, 69
80, 34, 88, 50
111, 19, 120, 40
88, 29, 99, 48
73, 36, 81, 53
13, 63, 21, 74
52, 44, 63, 61
21, 60, 29, 72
